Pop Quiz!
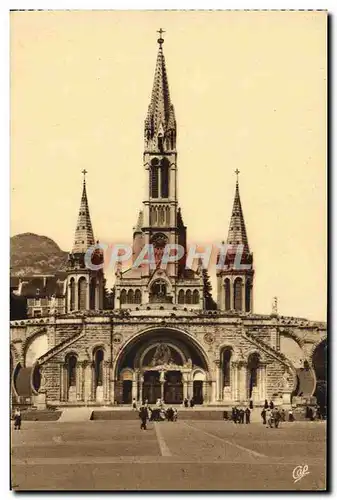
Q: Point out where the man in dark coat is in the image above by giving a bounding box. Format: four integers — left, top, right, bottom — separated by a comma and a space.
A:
261, 408, 267, 425
245, 407, 251, 424
239, 408, 245, 424
139, 405, 148, 430
270, 400, 274, 410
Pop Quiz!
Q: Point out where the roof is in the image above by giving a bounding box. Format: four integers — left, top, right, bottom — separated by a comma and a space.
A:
72, 177, 95, 254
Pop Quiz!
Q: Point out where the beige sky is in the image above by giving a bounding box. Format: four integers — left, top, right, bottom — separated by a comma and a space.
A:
10, 10, 327, 321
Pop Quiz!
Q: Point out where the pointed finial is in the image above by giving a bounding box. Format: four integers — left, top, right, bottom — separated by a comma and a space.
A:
157, 28, 165, 46
82, 169, 87, 184
235, 168, 240, 183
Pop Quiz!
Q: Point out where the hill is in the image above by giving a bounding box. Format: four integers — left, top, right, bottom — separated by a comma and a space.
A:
10, 233, 68, 276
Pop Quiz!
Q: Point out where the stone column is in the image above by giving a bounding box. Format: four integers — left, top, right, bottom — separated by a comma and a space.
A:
230, 279, 234, 311
202, 381, 208, 404
231, 363, 237, 401
85, 278, 90, 310
139, 375, 144, 403
76, 363, 82, 401
132, 371, 138, 401
95, 283, 100, 311
215, 360, 221, 401
183, 374, 188, 400
211, 380, 216, 403
60, 364, 66, 402
75, 278, 79, 311
91, 363, 96, 402
241, 276, 246, 313
260, 364, 267, 402
103, 361, 110, 402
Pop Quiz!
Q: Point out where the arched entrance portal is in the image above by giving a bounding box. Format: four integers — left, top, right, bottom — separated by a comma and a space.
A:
115, 328, 209, 405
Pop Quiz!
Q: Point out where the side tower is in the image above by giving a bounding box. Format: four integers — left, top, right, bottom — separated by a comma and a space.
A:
217, 172, 254, 313
66, 171, 104, 312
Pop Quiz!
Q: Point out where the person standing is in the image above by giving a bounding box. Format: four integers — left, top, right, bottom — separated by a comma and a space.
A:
190, 398, 195, 408
264, 399, 269, 409
288, 409, 294, 422
261, 408, 266, 425
184, 398, 189, 408
266, 408, 272, 428
269, 400, 274, 410
231, 407, 237, 424
240, 408, 245, 424
132, 398, 137, 411
13, 408, 21, 431
139, 405, 148, 430
245, 407, 251, 424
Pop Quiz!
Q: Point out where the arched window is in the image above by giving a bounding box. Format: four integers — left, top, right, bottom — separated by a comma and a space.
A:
94, 348, 104, 387
234, 278, 243, 311
127, 289, 134, 304
90, 277, 96, 310
165, 206, 170, 225
160, 158, 169, 198
134, 289, 142, 304
78, 277, 87, 310
69, 278, 75, 311
224, 279, 230, 311
151, 279, 167, 297
248, 353, 260, 398
185, 290, 192, 304
245, 280, 252, 312
120, 289, 127, 305
150, 159, 159, 198
159, 207, 165, 225
193, 290, 200, 304
67, 355, 77, 387
223, 349, 232, 387
178, 290, 184, 304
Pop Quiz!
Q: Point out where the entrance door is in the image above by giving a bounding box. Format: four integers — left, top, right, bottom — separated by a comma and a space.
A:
193, 380, 203, 404
164, 371, 183, 404
143, 371, 161, 404
122, 380, 132, 404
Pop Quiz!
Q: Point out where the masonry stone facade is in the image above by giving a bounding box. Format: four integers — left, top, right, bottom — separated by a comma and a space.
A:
10, 34, 326, 409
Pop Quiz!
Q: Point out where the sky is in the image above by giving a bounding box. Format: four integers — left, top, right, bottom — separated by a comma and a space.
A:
10, 10, 327, 321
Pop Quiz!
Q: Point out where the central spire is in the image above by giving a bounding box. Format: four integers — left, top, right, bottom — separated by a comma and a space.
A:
144, 30, 176, 153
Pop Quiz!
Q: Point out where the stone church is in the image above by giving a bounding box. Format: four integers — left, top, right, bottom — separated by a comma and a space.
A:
10, 34, 326, 409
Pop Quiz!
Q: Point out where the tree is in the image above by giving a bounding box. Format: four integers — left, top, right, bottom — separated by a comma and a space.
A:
202, 269, 217, 310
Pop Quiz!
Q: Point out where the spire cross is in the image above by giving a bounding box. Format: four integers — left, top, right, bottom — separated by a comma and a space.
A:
82, 169, 87, 181
235, 168, 240, 182
157, 28, 165, 46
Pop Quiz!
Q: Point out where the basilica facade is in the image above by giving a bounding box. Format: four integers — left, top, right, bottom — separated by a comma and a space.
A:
10, 35, 326, 409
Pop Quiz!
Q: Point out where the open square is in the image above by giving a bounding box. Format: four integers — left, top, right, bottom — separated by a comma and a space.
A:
12, 419, 326, 491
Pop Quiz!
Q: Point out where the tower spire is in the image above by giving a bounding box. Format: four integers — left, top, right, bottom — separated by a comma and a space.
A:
72, 171, 95, 253
227, 171, 249, 252
144, 30, 176, 152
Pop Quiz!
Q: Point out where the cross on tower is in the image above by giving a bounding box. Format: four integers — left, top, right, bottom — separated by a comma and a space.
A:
157, 28, 165, 46
82, 169, 87, 178
235, 168, 240, 181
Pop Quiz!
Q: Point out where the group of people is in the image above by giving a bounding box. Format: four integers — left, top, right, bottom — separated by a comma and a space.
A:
231, 406, 251, 424
136, 398, 178, 430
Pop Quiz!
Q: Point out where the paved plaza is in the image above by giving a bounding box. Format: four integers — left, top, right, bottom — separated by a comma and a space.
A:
11, 419, 326, 491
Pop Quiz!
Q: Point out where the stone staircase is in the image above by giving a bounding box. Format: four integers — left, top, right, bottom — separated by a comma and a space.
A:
37, 328, 85, 366
58, 407, 93, 422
